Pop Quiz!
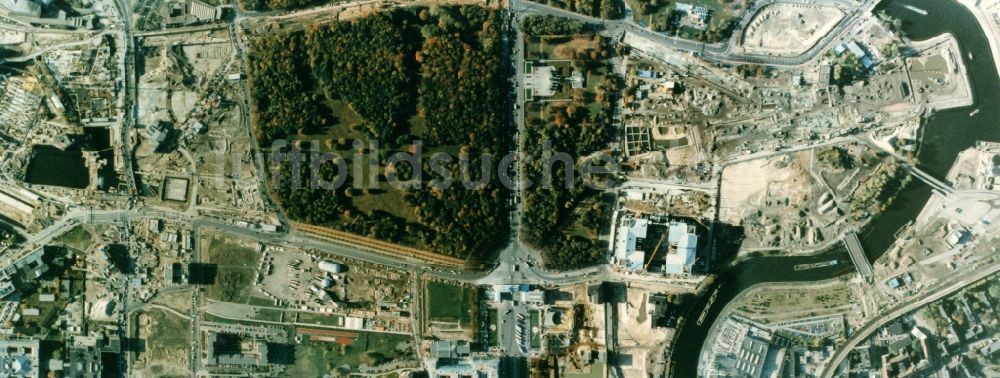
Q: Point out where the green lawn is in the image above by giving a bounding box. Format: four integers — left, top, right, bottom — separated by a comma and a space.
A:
564, 363, 606, 378
278, 98, 431, 234
351, 187, 418, 223
525, 36, 561, 61
205, 268, 253, 303
55, 226, 94, 251
305, 98, 368, 144
408, 114, 428, 138
295, 312, 345, 327
487, 309, 499, 347
251, 308, 286, 323
204, 235, 258, 303
583, 67, 610, 115
205, 235, 258, 267
246, 296, 277, 307
529, 309, 541, 349
427, 281, 478, 325
145, 308, 190, 350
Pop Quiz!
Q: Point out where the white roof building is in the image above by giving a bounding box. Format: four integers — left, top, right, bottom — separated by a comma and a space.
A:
0, 0, 41, 18
0, 339, 39, 378
318, 260, 346, 273
343, 316, 364, 330
664, 221, 697, 274
188, 0, 218, 20
0, 190, 35, 216
614, 217, 649, 271
945, 227, 969, 247
489, 285, 545, 304
0, 30, 25, 45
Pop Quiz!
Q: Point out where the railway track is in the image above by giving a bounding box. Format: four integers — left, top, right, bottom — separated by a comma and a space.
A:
292, 222, 466, 268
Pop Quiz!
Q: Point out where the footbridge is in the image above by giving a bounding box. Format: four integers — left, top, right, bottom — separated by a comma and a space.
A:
901, 162, 955, 196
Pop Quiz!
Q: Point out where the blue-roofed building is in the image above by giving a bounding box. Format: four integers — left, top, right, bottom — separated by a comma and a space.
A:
430, 340, 471, 359
637, 69, 658, 79
848, 41, 876, 67
861, 56, 875, 69
887, 277, 901, 289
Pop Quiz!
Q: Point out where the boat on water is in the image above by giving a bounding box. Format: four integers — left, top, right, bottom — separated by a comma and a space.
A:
969, 52, 974, 60
970, 108, 980, 117
903, 5, 928, 15
793, 260, 839, 271
696, 288, 720, 326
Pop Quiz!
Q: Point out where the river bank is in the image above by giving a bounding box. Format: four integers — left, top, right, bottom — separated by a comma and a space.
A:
956, 0, 1000, 80
862, 0, 1000, 255
674, 0, 1000, 375
670, 246, 854, 376
696, 276, 854, 375
908, 32, 974, 111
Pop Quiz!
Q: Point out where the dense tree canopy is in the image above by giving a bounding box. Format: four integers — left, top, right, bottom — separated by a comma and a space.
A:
406, 6, 509, 258
247, 34, 324, 144
541, 0, 623, 19
521, 72, 620, 269
241, 0, 317, 12
250, 6, 510, 263
305, 13, 418, 142
521, 15, 592, 36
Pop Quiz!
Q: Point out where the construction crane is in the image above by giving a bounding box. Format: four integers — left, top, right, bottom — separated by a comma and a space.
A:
644, 233, 667, 271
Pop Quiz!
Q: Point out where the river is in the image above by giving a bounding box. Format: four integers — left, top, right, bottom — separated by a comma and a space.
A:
860, 0, 1000, 257
671, 0, 1000, 376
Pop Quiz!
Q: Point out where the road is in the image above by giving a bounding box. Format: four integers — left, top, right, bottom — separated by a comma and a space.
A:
842, 231, 874, 279
475, 3, 638, 290
4, 207, 484, 280
820, 261, 1000, 377
228, 1, 292, 231
4, 200, 691, 293
510, 0, 881, 67
114, 0, 139, 197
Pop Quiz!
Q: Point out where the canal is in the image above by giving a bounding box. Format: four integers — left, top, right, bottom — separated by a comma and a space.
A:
672, 0, 1000, 375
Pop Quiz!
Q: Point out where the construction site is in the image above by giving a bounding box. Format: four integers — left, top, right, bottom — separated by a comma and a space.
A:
718, 145, 885, 253
740, 2, 846, 56
0, 0, 279, 236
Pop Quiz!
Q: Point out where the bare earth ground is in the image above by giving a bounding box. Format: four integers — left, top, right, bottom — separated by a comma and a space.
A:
741, 3, 844, 56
